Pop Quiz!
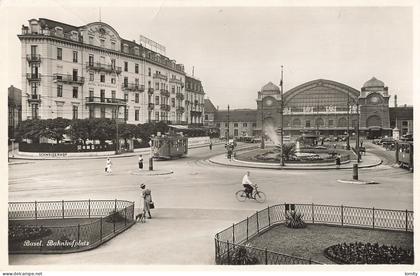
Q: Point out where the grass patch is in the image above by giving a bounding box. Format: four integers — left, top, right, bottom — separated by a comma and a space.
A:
248, 224, 413, 264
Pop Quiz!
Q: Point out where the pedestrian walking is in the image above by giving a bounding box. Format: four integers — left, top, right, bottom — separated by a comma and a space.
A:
335, 154, 341, 169
209, 142, 213, 150
105, 157, 112, 175
140, 183, 153, 219
138, 154, 144, 170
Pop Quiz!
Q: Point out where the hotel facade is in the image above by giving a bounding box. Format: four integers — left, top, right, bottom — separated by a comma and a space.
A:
18, 18, 205, 125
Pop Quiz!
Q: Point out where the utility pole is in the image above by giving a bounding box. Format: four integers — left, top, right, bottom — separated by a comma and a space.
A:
227, 105, 230, 140
115, 107, 119, 155
346, 91, 350, 150
261, 96, 265, 149
280, 65, 284, 166
356, 101, 360, 163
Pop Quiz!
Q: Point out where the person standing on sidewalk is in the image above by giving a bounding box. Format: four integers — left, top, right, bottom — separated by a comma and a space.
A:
335, 154, 341, 169
140, 183, 153, 219
209, 142, 213, 150
138, 154, 144, 170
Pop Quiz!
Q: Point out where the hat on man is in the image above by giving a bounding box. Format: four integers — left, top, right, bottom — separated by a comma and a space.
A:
140, 183, 145, 189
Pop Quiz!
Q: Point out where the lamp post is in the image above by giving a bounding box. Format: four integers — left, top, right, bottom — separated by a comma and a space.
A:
261, 97, 265, 149
346, 90, 350, 150
279, 65, 284, 167
227, 105, 230, 141
356, 102, 360, 163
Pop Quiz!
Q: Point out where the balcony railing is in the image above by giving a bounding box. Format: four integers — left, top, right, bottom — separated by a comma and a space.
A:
86, 62, 122, 74
26, 54, 41, 63
85, 96, 126, 106
153, 73, 168, 81
185, 100, 190, 105
148, 103, 155, 110
26, 73, 41, 81
160, 89, 170, 97
27, 94, 41, 102
160, 104, 171, 111
53, 74, 85, 85
148, 88, 154, 94
169, 78, 183, 85
176, 107, 185, 113
176, 93, 185, 100
122, 83, 145, 92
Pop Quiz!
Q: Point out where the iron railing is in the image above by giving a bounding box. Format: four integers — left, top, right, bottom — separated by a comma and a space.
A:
215, 203, 413, 265
9, 199, 135, 253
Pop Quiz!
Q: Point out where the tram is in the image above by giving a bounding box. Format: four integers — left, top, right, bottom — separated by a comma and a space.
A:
395, 140, 413, 172
151, 133, 188, 160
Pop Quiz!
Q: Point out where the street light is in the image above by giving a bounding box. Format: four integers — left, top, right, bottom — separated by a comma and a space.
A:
261, 98, 265, 149
279, 65, 284, 167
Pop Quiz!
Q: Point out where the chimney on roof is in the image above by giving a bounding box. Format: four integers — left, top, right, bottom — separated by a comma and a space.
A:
394, 95, 397, 108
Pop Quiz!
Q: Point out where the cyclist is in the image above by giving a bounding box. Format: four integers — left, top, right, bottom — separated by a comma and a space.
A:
242, 171, 254, 198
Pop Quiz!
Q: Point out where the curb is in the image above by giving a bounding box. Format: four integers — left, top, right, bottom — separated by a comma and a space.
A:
208, 155, 383, 170
337, 179, 380, 184
130, 170, 174, 176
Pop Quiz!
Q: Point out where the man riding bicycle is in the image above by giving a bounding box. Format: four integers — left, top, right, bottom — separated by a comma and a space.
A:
242, 171, 255, 198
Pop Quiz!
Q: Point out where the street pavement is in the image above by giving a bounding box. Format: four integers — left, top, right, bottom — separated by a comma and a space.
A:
8, 141, 413, 265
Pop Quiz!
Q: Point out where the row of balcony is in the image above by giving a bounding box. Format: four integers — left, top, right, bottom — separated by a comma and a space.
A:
27, 94, 41, 102
85, 96, 127, 106
153, 72, 168, 81
176, 92, 185, 100
122, 83, 145, 92
86, 62, 122, 74
53, 74, 85, 85
26, 73, 42, 81
160, 89, 170, 97
160, 104, 171, 111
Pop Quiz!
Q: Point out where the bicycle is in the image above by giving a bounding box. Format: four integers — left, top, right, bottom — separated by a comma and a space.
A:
235, 185, 266, 203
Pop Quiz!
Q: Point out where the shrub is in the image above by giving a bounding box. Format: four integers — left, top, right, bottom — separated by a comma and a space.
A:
285, 211, 306, 229
230, 246, 260, 265
8, 224, 52, 242
324, 242, 414, 264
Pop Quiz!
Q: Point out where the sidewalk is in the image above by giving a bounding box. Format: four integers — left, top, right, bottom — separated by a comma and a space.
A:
209, 151, 382, 170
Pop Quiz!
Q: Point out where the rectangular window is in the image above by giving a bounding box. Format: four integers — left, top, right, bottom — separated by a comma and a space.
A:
135, 93, 139, 103
31, 104, 39, 119
89, 89, 94, 98
111, 90, 116, 100
205, 115, 209, 120
243, 123, 247, 127
135, 63, 139, 74
100, 107, 106, 118
155, 96, 160, 105
234, 129, 238, 136
73, 51, 78, 62
252, 123, 256, 127
225, 123, 228, 127
234, 123, 238, 127
72, 87, 78, 98
171, 98, 175, 107
31, 83, 38, 94
124, 77, 128, 87
89, 55, 94, 66
148, 68, 151, 76
31, 45, 37, 56
306, 120, 311, 127
124, 107, 128, 121
155, 82, 159, 90
124, 62, 128, 72
72, 106, 78, 119
124, 93, 128, 103
73, 69, 78, 81
100, 90, 105, 102
89, 107, 95, 118
56, 104, 63, 118
402, 121, 408, 127
111, 78, 116, 84
57, 84, 63, 97
328, 120, 334, 126
100, 74, 105, 83
135, 78, 139, 86
57, 48, 62, 60
148, 80, 151, 88
135, 110, 139, 121
89, 72, 94, 81
155, 111, 159, 121
111, 59, 116, 69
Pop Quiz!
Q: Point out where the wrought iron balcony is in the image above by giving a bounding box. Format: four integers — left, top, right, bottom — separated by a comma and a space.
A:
27, 94, 41, 102
148, 103, 155, 110
53, 74, 85, 85
176, 107, 185, 113
148, 88, 154, 94
169, 78, 183, 85
26, 54, 41, 63
160, 89, 170, 97
153, 73, 168, 81
86, 62, 122, 74
122, 83, 145, 92
176, 93, 185, 100
26, 73, 41, 82
185, 100, 190, 105
160, 104, 171, 111
85, 96, 126, 106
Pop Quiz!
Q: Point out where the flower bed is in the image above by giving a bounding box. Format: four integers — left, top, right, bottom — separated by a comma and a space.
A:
324, 242, 414, 264
9, 224, 52, 242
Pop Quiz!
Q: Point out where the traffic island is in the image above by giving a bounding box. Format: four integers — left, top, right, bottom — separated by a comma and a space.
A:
130, 169, 173, 176
8, 199, 135, 254
337, 179, 379, 185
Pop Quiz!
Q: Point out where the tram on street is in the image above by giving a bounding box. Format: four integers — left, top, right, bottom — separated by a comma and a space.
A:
151, 133, 188, 160
395, 140, 413, 172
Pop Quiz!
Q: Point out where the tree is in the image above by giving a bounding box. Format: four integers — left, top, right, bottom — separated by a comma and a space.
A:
15, 119, 46, 143
90, 118, 115, 144
118, 123, 138, 148
276, 143, 296, 161
39, 118, 71, 144
68, 119, 91, 145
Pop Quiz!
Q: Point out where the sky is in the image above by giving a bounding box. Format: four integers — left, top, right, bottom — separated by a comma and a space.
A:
2, 1, 413, 109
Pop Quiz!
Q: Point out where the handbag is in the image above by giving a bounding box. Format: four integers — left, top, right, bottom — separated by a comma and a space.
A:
149, 201, 155, 209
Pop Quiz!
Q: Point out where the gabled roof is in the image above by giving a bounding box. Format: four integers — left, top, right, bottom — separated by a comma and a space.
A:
204, 99, 217, 113
39, 18, 79, 33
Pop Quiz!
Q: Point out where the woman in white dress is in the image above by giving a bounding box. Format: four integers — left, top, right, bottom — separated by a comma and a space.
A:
106, 157, 112, 174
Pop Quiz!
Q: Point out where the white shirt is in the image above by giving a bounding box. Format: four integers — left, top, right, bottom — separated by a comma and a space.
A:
242, 174, 252, 185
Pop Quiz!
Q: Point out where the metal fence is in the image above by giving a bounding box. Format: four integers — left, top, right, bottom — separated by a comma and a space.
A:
9, 199, 135, 253
215, 203, 413, 265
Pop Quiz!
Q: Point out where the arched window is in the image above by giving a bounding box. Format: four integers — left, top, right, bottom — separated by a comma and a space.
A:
337, 117, 347, 127
315, 118, 324, 126
292, 118, 301, 127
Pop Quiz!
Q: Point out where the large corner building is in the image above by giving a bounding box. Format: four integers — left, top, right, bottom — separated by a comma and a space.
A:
19, 18, 205, 125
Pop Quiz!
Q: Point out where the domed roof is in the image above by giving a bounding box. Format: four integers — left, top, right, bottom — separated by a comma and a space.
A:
261, 82, 280, 92
363, 77, 385, 88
